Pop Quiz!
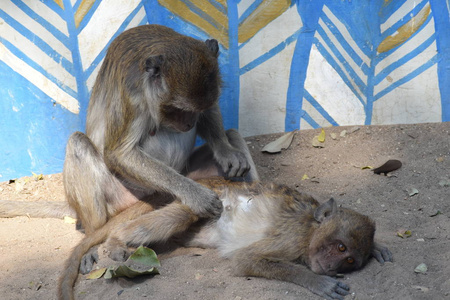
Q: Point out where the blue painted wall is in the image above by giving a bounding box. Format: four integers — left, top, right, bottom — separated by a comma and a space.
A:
0, 0, 449, 179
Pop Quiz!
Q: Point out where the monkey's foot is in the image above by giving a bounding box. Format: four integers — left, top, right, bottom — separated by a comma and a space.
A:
108, 246, 131, 262
104, 237, 131, 261
80, 246, 99, 274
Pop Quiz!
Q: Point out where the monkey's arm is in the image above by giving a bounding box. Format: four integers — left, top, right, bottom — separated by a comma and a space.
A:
197, 105, 250, 178
105, 147, 222, 217
232, 239, 350, 300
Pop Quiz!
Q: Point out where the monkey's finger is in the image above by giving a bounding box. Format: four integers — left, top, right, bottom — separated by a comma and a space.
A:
228, 160, 241, 178
234, 156, 250, 178
228, 152, 250, 178
236, 163, 251, 178
382, 248, 393, 262
328, 284, 350, 300
335, 282, 350, 295
219, 160, 231, 175
372, 248, 393, 264
371, 250, 384, 264
202, 200, 223, 218
328, 293, 346, 300
336, 282, 350, 291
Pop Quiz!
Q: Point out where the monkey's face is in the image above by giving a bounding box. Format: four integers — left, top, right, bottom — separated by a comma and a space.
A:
143, 44, 220, 133
308, 210, 375, 276
160, 104, 199, 132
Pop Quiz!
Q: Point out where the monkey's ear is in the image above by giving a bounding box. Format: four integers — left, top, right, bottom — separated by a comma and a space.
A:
314, 198, 337, 223
205, 39, 219, 57
145, 55, 164, 77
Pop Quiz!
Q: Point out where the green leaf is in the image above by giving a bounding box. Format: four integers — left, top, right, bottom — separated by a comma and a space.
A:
104, 265, 159, 279
129, 246, 161, 267
103, 246, 160, 279
407, 188, 419, 197
414, 263, 428, 274
396, 229, 412, 238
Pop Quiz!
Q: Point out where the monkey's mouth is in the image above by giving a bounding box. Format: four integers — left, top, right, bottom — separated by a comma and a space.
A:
312, 260, 337, 276
311, 259, 326, 275
161, 105, 199, 132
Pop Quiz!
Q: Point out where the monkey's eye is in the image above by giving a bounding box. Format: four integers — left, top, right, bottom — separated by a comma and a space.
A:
347, 257, 354, 264
338, 243, 346, 252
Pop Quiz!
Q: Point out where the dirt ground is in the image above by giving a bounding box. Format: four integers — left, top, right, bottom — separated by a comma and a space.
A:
1, 122, 450, 300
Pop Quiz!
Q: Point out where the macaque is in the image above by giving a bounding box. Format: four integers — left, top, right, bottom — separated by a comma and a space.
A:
58, 177, 392, 300
64, 24, 252, 235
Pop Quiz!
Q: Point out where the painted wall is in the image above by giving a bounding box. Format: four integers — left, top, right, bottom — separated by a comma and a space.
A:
1, 0, 449, 179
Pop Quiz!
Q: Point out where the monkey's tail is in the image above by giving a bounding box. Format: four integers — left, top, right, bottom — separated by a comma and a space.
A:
0, 200, 76, 219
58, 225, 109, 300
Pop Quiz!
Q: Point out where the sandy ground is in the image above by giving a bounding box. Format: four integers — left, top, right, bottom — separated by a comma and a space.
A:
1, 122, 450, 300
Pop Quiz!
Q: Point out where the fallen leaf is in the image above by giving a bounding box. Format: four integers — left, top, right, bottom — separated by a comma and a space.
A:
436, 157, 444, 162
103, 246, 160, 279
301, 174, 309, 180
311, 136, 323, 148
411, 285, 429, 292
104, 264, 159, 279
128, 246, 161, 267
32, 172, 44, 181
438, 178, 450, 187
195, 273, 204, 280
340, 130, 347, 137
87, 268, 107, 280
349, 126, 360, 133
64, 216, 77, 224
397, 230, 412, 238
373, 160, 402, 175
330, 133, 337, 140
429, 210, 442, 217
407, 188, 419, 197
317, 128, 326, 143
261, 131, 296, 153
414, 263, 428, 274
361, 166, 373, 170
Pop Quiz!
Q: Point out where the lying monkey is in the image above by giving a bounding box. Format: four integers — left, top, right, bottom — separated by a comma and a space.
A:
58, 177, 392, 300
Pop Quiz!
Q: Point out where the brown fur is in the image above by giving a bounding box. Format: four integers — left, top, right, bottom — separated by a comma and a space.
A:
58, 178, 392, 300
63, 25, 253, 235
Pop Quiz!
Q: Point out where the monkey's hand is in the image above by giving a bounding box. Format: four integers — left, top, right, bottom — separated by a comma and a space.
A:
183, 182, 223, 218
372, 242, 393, 264
308, 274, 350, 300
214, 145, 250, 178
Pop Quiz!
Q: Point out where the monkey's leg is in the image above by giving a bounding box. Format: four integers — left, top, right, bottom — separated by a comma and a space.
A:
106, 201, 199, 260
64, 132, 138, 234
232, 239, 350, 300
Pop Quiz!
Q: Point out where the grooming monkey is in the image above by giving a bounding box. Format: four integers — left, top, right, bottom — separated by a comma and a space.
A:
58, 176, 392, 300
64, 24, 253, 235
